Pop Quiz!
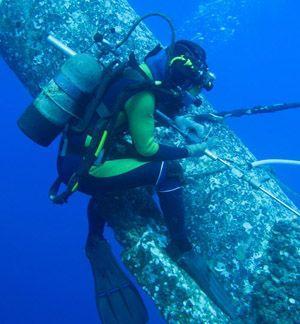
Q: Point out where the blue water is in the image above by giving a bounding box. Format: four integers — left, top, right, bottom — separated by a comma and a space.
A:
0, 1, 299, 323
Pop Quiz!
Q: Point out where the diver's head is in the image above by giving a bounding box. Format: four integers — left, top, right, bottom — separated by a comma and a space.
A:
167, 40, 215, 91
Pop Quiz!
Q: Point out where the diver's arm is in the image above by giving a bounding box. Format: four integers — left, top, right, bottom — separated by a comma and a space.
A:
174, 116, 206, 141
125, 91, 189, 161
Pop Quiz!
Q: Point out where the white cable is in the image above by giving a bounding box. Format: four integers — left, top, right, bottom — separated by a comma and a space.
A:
251, 159, 300, 168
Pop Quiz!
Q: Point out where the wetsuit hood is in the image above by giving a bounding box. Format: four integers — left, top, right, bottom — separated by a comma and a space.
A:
144, 41, 215, 92
145, 48, 169, 82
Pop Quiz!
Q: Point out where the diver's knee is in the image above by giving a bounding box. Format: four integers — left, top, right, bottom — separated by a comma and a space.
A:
164, 160, 185, 184
87, 197, 107, 238
156, 160, 185, 192
87, 197, 101, 218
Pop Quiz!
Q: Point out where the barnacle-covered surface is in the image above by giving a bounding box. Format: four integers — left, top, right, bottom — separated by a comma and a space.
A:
252, 220, 300, 322
107, 102, 299, 322
1, 0, 299, 322
0, 0, 157, 96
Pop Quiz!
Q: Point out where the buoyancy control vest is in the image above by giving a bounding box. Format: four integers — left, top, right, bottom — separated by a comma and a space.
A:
45, 54, 184, 204
16, 13, 188, 204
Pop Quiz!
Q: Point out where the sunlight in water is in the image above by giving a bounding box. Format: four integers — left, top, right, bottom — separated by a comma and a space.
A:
178, 0, 263, 44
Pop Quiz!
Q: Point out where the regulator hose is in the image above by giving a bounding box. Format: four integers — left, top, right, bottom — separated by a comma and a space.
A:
115, 12, 176, 53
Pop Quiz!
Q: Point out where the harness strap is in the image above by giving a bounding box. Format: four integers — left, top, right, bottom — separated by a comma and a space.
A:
50, 78, 133, 204
49, 174, 79, 205
70, 61, 125, 134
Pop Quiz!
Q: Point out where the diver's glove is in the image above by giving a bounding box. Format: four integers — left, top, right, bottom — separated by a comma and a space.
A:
174, 116, 206, 141
187, 142, 208, 157
187, 137, 218, 157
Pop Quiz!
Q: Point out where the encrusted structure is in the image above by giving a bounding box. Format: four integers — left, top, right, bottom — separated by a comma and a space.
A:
1, 1, 299, 322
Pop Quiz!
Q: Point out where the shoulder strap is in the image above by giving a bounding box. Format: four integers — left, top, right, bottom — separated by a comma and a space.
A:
70, 61, 126, 134
50, 68, 134, 205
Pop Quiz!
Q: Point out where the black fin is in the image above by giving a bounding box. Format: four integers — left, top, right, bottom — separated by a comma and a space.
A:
86, 237, 148, 324
179, 250, 240, 320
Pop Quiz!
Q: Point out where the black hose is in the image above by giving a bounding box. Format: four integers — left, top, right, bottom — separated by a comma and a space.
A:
115, 12, 176, 53
193, 102, 300, 123
219, 102, 300, 118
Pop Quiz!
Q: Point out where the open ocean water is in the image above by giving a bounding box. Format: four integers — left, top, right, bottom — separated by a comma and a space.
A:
0, 0, 299, 323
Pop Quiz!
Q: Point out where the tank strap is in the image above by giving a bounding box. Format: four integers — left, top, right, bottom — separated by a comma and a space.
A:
69, 61, 126, 134
49, 174, 79, 205
50, 118, 109, 204
54, 72, 92, 107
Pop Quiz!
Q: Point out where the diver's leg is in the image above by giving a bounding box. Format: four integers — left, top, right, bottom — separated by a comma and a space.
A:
158, 187, 192, 253
85, 197, 148, 324
84, 159, 189, 252
156, 161, 240, 320
87, 197, 106, 239
84, 160, 239, 319
83, 160, 190, 252
156, 161, 192, 254
80, 159, 164, 194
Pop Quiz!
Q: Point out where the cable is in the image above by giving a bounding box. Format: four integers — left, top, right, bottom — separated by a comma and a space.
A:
251, 159, 300, 168
193, 102, 300, 123
220, 102, 300, 119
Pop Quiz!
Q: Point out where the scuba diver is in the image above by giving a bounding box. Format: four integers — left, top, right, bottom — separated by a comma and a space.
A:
55, 40, 239, 322
17, 25, 240, 320
16, 10, 300, 322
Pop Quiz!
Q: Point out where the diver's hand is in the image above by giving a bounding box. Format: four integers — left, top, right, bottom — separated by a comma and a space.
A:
174, 116, 205, 140
187, 138, 217, 157
187, 143, 207, 157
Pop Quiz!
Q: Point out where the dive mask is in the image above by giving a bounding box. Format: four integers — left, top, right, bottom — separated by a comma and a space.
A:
168, 40, 216, 91
169, 54, 215, 91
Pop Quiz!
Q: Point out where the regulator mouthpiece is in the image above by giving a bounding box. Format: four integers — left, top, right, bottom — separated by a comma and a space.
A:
204, 71, 216, 91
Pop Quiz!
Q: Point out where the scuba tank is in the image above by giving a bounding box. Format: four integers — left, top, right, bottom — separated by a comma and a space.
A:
17, 12, 178, 148
17, 54, 103, 147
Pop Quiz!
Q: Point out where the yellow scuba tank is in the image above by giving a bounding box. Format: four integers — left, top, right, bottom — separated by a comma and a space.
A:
17, 54, 103, 147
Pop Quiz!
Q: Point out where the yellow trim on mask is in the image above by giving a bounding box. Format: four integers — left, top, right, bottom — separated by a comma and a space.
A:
170, 55, 186, 65
184, 58, 194, 68
170, 55, 195, 70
